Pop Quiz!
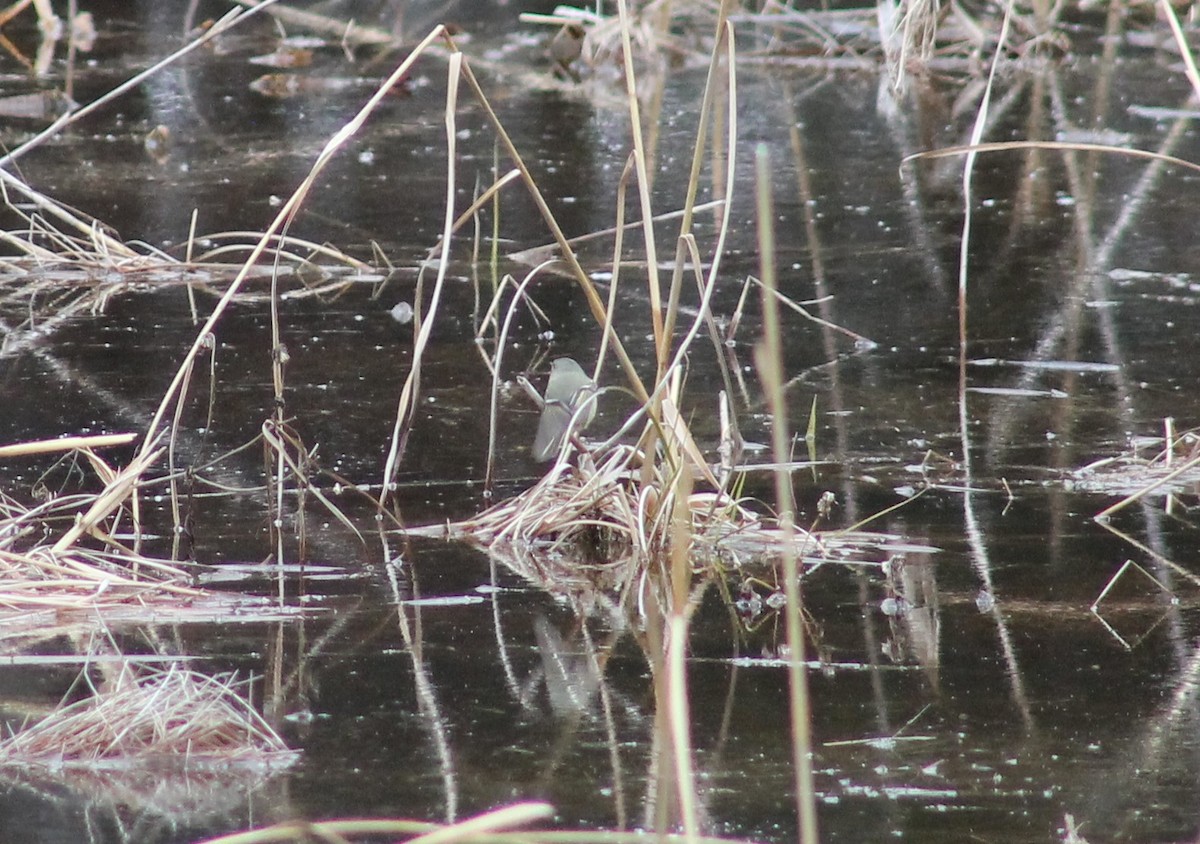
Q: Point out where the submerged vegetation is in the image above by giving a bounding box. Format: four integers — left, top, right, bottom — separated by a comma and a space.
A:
0, 0, 1195, 841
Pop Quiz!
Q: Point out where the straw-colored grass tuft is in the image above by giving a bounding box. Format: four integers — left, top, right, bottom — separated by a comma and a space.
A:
0, 436, 200, 611
0, 546, 196, 610
0, 662, 295, 770
426, 445, 652, 554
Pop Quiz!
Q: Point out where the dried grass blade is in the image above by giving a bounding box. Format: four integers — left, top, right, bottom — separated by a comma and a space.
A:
660, 393, 720, 491
749, 278, 874, 346
51, 442, 164, 554
0, 433, 136, 458
506, 199, 725, 265
905, 140, 1200, 177
403, 802, 554, 844
260, 421, 364, 544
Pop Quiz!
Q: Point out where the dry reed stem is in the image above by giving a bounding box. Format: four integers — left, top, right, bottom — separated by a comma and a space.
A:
598, 153, 636, 381
662, 5, 736, 354
195, 803, 564, 844
663, 425, 699, 839
0, 433, 136, 458
753, 143, 817, 844
615, 0, 666, 368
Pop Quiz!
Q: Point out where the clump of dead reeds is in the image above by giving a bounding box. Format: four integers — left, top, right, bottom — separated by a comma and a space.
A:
523, 0, 1074, 97
414, 435, 925, 590
0, 434, 203, 611
0, 662, 294, 769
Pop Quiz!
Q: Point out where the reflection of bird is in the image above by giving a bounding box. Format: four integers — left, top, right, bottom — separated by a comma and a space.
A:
549, 23, 585, 81
532, 357, 597, 462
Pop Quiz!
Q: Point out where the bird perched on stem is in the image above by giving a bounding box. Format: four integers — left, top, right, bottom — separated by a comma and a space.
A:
532, 357, 597, 462
549, 22, 585, 82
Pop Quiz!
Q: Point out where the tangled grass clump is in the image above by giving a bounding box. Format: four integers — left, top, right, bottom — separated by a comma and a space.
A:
0, 662, 295, 770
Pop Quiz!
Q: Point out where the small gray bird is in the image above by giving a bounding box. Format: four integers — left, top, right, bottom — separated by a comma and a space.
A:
532, 357, 597, 462
549, 23, 585, 82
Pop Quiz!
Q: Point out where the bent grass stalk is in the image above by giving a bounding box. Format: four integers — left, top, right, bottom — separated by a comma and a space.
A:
597, 153, 636, 381
482, 260, 561, 491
